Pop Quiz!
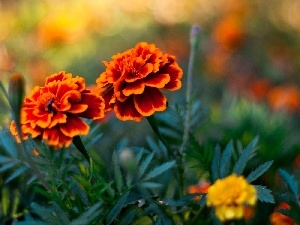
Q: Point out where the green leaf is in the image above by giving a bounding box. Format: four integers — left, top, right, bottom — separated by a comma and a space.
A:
118, 208, 138, 225
5, 166, 28, 184
278, 169, 299, 199
143, 161, 175, 181
211, 145, 221, 182
69, 202, 103, 225
140, 182, 163, 189
113, 151, 124, 193
0, 130, 18, 158
232, 136, 259, 175
30, 202, 62, 225
139, 152, 154, 178
255, 185, 274, 203
246, 161, 274, 183
106, 191, 129, 225
0, 161, 20, 173
12, 221, 49, 225
219, 140, 233, 178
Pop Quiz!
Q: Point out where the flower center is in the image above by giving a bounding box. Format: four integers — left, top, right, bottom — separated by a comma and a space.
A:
37, 93, 56, 113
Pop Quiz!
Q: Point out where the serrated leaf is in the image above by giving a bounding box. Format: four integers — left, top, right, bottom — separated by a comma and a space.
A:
246, 160, 274, 183
255, 185, 275, 203
139, 152, 154, 178
69, 202, 102, 225
278, 169, 299, 199
106, 191, 129, 225
211, 145, 221, 182
113, 151, 123, 193
219, 140, 233, 178
5, 166, 28, 183
233, 136, 259, 175
143, 161, 175, 181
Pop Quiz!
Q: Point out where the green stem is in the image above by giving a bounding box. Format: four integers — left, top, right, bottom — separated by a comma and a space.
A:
73, 135, 93, 180
180, 25, 200, 154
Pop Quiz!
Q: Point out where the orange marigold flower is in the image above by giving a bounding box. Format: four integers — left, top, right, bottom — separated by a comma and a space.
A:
188, 181, 210, 201
96, 42, 183, 122
270, 202, 296, 225
18, 71, 105, 149
267, 85, 300, 113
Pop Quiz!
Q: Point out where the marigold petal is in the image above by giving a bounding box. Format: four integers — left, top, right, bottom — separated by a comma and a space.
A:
115, 78, 129, 102
114, 97, 143, 122
43, 128, 60, 146
72, 75, 86, 92
78, 91, 105, 119
60, 116, 90, 137
144, 73, 170, 88
22, 124, 41, 138
162, 64, 183, 91
134, 87, 167, 116
48, 113, 67, 128
35, 113, 53, 128
68, 104, 88, 114
59, 90, 81, 111
122, 80, 145, 96
125, 63, 153, 82
45, 71, 66, 85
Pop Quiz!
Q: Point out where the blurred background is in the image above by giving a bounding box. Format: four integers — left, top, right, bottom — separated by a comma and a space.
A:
1, 0, 300, 178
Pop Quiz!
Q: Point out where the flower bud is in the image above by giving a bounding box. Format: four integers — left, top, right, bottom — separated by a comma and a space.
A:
8, 73, 25, 122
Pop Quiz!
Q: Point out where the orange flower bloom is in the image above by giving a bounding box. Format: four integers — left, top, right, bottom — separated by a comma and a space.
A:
18, 71, 105, 149
188, 181, 210, 201
267, 85, 300, 113
270, 202, 296, 225
96, 42, 183, 122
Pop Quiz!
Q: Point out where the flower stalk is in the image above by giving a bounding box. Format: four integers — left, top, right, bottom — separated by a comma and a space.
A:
180, 25, 200, 154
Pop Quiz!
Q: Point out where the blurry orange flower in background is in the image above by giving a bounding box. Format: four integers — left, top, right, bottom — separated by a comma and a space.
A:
96, 42, 183, 122
188, 181, 210, 201
16, 71, 105, 149
270, 202, 296, 225
267, 85, 300, 113
212, 15, 245, 52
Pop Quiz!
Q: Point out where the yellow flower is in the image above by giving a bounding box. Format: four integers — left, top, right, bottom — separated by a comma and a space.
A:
206, 174, 257, 222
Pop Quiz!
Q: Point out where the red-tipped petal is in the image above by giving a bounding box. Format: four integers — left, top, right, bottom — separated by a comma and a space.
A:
134, 87, 167, 116
60, 116, 90, 137
114, 97, 143, 122
144, 73, 170, 88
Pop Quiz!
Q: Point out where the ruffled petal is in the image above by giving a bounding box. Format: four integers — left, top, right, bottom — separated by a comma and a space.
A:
68, 104, 88, 114
122, 80, 145, 96
59, 90, 81, 111
48, 112, 67, 128
144, 73, 170, 88
78, 91, 105, 119
60, 116, 90, 137
35, 113, 53, 128
114, 96, 143, 122
45, 71, 67, 85
134, 87, 167, 116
